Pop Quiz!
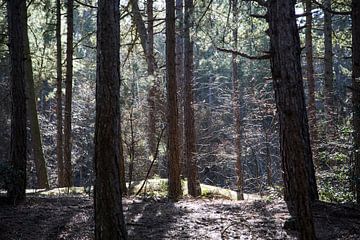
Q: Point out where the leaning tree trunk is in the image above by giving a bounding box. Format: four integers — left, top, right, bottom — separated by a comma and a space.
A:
231, 0, 244, 200
94, 0, 128, 239
64, 0, 73, 187
267, 0, 316, 238
352, 0, 360, 204
184, 0, 201, 197
56, 0, 64, 187
166, 0, 182, 200
7, 0, 27, 204
24, 11, 49, 189
304, 0, 318, 165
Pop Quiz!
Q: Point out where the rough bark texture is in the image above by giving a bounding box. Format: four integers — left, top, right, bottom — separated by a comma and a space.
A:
166, 0, 182, 200
56, 0, 64, 187
64, 0, 74, 187
305, 0, 318, 164
7, 0, 27, 203
184, 0, 201, 197
94, 0, 128, 239
24, 10, 49, 189
231, 0, 244, 201
267, 0, 316, 238
352, 0, 360, 204
324, 0, 335, 140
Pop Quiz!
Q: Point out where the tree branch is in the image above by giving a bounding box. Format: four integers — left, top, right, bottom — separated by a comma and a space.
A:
216, 46, 270, 60
312, 0, 350, 15
74, 0, 97, 9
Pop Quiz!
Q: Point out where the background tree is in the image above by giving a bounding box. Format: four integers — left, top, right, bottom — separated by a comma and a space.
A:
94, 0, 128, 239
64, 0, 74, 187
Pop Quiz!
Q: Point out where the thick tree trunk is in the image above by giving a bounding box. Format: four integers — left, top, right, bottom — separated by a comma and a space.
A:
324, 0, 335, 140
352, 0, 360, 204
94, 0, 127, 239
166, 0, 182, 200
184, 0, 201, 197
305, 0, 318, 164
231, 0, 244, 200
56, 0, 64, 187
24, 10, 49, 189
7, 0, 27, 203
64, 0, 73, 187
267, 0, 316, 238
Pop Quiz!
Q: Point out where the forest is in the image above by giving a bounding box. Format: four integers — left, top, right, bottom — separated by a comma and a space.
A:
0, 0, 359, 239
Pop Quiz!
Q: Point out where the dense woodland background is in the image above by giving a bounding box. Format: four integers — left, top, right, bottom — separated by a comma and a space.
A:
0, 0, 359, 239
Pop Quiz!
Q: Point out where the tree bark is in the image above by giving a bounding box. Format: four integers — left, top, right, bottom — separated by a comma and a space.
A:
352, 0, 360, 204
24, 7, 49, 189
184, 0, 201, 197
64, 0, 74, 187
94, 0, 127, 239
231, 0, 244, 201
56, 0, 64, 187
166, 0, 182, 200
305, 0, 318, 164
7, 0, 27, 204
267, 0, 317, 238
324, 0, 335, 141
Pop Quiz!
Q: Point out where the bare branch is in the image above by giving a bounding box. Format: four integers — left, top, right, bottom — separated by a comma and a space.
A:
74, 0, 97, 9
216, 46, 270, 60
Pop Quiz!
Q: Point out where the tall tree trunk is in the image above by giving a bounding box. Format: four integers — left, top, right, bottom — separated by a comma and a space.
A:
176, 0, 185, 176
305, 0, 318, 164
147, 0, 157, 160
119, 116, 127, 195
231, 0, 244, 200
324, 0, 335, 140
64, 0, 73, 187
24, 8, 49, 189
56, 0, 64, 187
352, 0, 360, 204
267, 0, 316, 238
184, 0, 201, 197
7, 0, 27, 204
94, 0, 127, 239
166, 0, 182, 200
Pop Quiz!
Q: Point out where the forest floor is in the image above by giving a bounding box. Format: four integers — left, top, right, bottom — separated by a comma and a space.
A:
0, 192, 360, 240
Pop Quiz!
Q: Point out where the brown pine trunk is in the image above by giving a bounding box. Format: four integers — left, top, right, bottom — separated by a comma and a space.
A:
64, 0, 73, 187
166, 0, 182, 200
267, 0, 316, 238
324, 0, 335, 140
56, 0, 64, 187
24, 10, 49, 189
305, 0, 318, 164
7, 0, 27, 204
352, 0, 360, 204
184, 0, 201, 197
94, 0, 127, 239
231, 0, 244, 200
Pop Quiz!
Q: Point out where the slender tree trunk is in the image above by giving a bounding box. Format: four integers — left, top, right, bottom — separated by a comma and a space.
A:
24, 9, 49, 189
265, 130, 273, 186
7, 0, 27, 204
184, 0, 201, 197
94, 0, 127, 239
147, 0, 157, 161
64, 0, 73, 187
119, 115, 127, 195
305, 0, 318, 164
176, 0, 185, 176
56, 0, 64, 187
231, 0, 244, 200
267, 0, 316, 238
352, 0, 360, 204
166, 0, 182, 200
324, 0, 335, 140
